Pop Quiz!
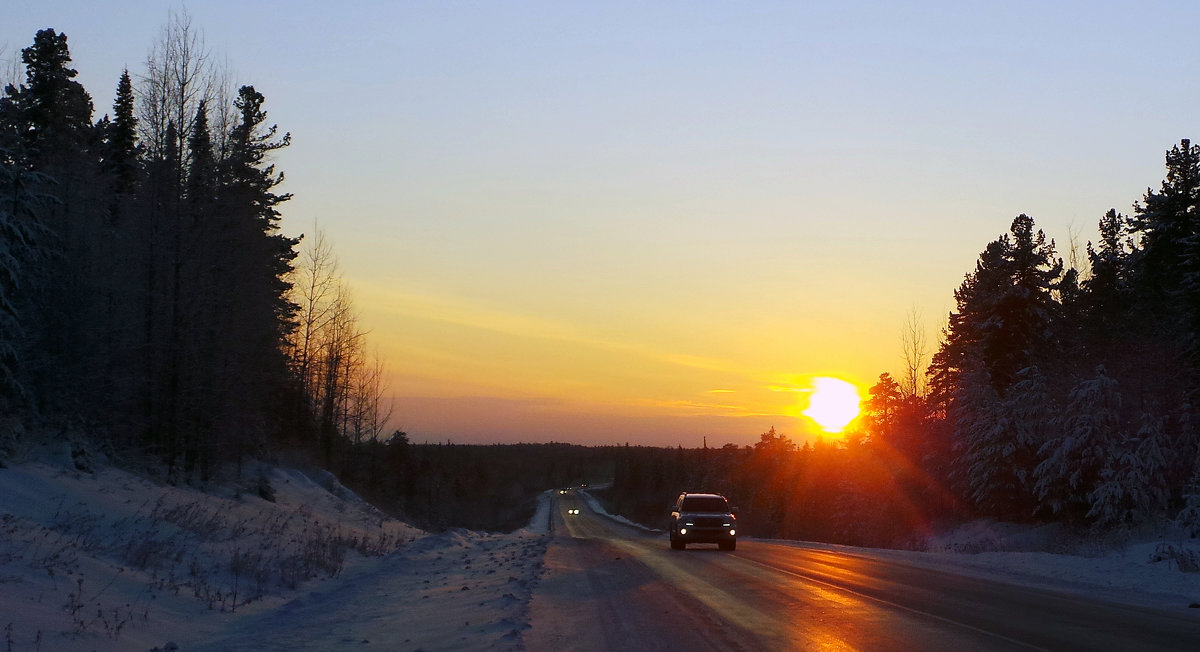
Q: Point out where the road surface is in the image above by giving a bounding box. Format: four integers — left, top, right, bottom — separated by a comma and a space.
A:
527, 491, 1200, 651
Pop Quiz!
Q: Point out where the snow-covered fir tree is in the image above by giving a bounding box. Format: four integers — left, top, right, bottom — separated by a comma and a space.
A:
1034, 367, 1123, 521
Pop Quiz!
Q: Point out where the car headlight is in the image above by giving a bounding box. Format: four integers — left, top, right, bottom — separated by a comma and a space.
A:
679, 528, 688, 535
729, 529, 736, 536
684, 521, 694, 526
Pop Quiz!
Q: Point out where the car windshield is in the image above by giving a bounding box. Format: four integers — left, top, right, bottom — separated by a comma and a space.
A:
681, 496, 728, 513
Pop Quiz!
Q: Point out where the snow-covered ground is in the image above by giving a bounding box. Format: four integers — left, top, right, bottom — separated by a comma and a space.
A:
0, 452, 551, 652
2, 455, 1197, 651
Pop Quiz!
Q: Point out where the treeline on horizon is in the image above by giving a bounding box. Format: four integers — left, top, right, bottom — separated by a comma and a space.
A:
3, 21, 1200, 545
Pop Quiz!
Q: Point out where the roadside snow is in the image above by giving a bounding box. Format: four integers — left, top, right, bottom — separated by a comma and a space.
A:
196, 491, 553, 651
0, 458, 423, 651
577, 488, 658, 533
0, 461, 553, 652
194, 527, 548, 651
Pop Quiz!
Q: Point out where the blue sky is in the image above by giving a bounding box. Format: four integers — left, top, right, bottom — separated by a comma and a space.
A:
4, 1, 1199, 445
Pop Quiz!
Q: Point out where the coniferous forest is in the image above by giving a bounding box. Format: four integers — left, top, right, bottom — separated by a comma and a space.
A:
3, 23, 1200, 547
0, 24, 385, 485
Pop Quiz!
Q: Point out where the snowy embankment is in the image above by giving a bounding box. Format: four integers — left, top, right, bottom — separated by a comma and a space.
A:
195, 492, 551, 651
4, 454, 1196, 652
580, 490, 1200, 611
0, 455, 551, 651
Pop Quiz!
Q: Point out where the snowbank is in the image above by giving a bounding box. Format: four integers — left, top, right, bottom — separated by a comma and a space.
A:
0, 459, 422, 651
578, 488, 661, 533
194, 526, 548, 651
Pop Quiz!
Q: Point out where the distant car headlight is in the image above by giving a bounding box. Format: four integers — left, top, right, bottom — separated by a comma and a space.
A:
679, 528, 688, 535
729, 529, 736, 536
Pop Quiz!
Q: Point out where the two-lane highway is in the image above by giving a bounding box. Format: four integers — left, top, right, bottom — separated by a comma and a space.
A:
527, 491, 1200, 651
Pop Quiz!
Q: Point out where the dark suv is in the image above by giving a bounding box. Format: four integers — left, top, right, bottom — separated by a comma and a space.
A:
669, 492, 737, 551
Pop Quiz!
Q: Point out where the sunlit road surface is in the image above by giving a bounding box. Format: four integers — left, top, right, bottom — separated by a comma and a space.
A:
527, 493, 1200, 651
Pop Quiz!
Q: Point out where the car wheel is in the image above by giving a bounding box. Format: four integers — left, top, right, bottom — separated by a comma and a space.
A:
719, 540, 736, 551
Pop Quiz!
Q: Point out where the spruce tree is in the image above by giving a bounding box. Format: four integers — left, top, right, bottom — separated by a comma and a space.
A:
214, 85, 298, 461
101, 69, 139, 194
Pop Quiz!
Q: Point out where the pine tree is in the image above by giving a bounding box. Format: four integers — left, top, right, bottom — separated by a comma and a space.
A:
864, 373, 903, 439
930, 215, 1063, 519
929, 216, 1061, 406
1129, 139, 1200, 314
1128, 139, 1200, 387
1084, 210, 1132, 317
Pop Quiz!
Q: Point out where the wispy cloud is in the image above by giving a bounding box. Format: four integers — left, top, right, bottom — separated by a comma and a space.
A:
354, 282, 759, 379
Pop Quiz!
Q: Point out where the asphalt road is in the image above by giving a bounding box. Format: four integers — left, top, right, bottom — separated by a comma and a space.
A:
526, 492, 1200, 651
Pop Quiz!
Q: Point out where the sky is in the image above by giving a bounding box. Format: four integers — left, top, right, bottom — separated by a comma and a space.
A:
4, 1, 1199, 447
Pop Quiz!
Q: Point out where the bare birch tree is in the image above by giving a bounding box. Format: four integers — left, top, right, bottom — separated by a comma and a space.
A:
0, 46, 20, 90
137, 8, 219, 161
900, 306, 929, 398
286, 229, 396, 465
288, 227, 340, 411
348, 347, 393, 445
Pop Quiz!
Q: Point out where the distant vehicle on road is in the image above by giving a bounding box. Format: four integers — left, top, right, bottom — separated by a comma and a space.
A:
669, 492, 737, 551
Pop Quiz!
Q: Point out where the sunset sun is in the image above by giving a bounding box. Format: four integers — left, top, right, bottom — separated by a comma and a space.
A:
802, 377, 862, 434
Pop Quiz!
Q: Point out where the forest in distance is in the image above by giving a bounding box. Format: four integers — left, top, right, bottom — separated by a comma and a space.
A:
2, 19, 1200, 559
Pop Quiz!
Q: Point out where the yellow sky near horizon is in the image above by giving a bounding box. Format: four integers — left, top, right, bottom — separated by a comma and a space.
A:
351, 274, 907, 446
